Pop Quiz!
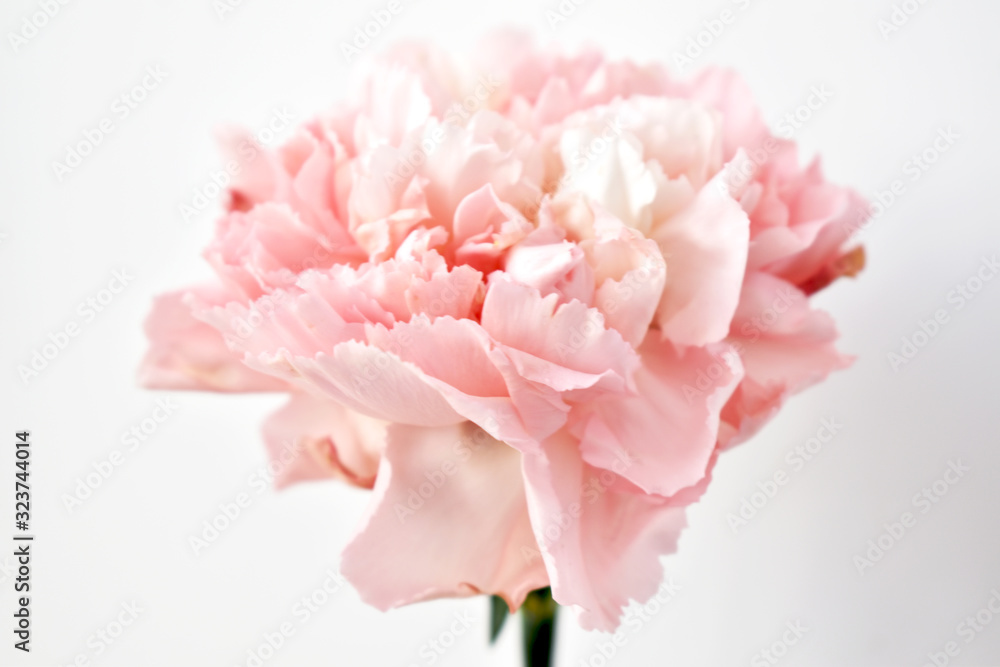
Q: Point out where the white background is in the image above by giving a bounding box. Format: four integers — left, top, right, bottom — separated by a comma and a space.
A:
2, 0, 999, 665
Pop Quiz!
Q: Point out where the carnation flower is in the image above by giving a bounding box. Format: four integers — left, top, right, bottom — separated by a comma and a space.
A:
141, 33, 865, 634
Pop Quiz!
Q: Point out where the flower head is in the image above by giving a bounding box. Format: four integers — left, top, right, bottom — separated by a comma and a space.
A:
141, 34, 865, 630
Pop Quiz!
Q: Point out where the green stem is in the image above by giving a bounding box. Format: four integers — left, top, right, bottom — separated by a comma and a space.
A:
490, 594, 510, 644
520, 587, 558, 667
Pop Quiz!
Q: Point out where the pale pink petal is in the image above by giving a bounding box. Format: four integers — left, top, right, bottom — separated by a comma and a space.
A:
451, 184, 520, 245
452, 185, 533, 273
503, 222, 596, 307
205, 203, 337, 297
718, 378, 785, 450
365, 316, 550, 449
581, 212, 667, 347
481, 279, 639, 398
419, 111, 545, 224
731, 273, 851, 388
360, 41, 470, 120
351, 64, 434, 151
341, 422, 549, 610
139, 287, 287, 393
665, 67, 769, 162
219, 127, 360, 264
274, 343, 466, 426
404, 264, 483, 320
484, 35, 605, 111
195, 285, 366, 363
216, 126, 288, 209
579, 59, 669, 106
487, 347, 571, 447
193, 289, 465, 427
285, 128, 363, 258
614, 96, 723, 191
653, 161, 750, 346
766, 186, 869, 289
521, 430, 689, 631
746, 153, 846, 271
721, 272, 852, 447
573, 338, 743, 497
348, 143, 432, 259
553, 114, 659, 234
262, 392, 385, 489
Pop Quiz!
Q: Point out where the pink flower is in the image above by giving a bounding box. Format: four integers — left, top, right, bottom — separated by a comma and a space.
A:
140, 35, 865, 631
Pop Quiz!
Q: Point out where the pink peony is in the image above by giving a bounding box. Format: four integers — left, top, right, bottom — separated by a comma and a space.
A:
141, 34, 865, 631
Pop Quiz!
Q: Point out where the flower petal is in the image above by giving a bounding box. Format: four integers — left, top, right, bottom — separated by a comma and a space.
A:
521, 430, 689, 631
481, 279, 639, 398
262, 392, 385, 489
139, 287, 287, 392
653, 160, 750, 346
721, 272, 852, 447
341, 422, 549, 610
574, 338, 743, 497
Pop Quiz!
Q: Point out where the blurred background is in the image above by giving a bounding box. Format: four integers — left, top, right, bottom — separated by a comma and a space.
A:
1, 0, 999, 664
